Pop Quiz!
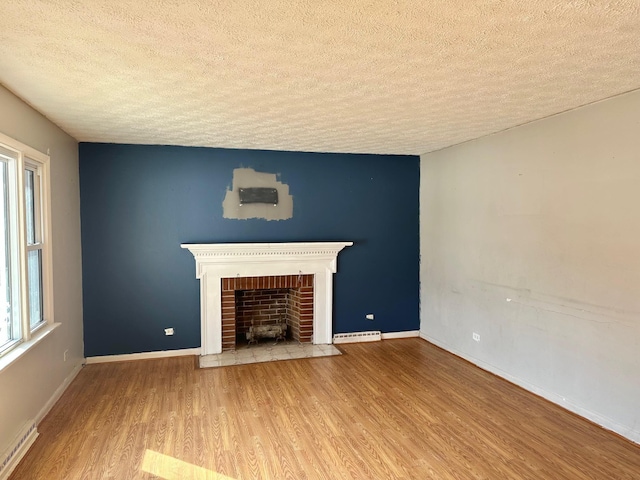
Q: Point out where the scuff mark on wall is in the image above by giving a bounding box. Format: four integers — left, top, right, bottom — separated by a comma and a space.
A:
222, 167, 293, 220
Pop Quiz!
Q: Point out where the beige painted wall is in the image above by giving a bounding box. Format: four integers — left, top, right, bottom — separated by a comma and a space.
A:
0, 86, 83, 454
420, 89, 640, 443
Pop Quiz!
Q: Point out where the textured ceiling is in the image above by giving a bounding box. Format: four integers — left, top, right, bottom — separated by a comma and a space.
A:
1, 1, 639, 155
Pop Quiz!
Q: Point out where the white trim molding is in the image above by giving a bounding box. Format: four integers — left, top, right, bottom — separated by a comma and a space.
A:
36, 361, 83, 424
0, 323, 60, 373
333, 330, 420, 344
0, 420, 37, 480
85, 347, 201, 364
334, 331, 381, 344
0, 132, 55, 363
181, 242, 353, 355
381, 330, 420, 340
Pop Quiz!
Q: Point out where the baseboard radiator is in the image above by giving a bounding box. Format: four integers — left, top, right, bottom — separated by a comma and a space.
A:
0, 420, 38, 480
333, 330, 382, 344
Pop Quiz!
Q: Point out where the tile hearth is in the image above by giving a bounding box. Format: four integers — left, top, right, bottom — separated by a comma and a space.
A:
199, 341, 342, 368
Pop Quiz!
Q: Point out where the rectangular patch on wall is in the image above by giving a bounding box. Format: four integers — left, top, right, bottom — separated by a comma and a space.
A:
239, 187, 278, 205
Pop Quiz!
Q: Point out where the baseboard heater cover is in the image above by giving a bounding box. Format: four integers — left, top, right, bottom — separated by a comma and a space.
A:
333, 331, 382, 344
0, 420, 38, 480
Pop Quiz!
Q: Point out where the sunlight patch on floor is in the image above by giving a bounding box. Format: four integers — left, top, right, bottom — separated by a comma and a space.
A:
142, 449, 237, 480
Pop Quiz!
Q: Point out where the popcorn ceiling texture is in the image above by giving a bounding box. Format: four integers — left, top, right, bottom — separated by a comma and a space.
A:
0, 1, 639, 155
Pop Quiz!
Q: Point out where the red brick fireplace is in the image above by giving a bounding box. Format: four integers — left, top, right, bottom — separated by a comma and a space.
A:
221, 274, 314, 351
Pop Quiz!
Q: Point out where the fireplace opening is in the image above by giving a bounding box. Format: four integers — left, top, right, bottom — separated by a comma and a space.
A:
222, 274, 314, 351
235, 288, 290, 346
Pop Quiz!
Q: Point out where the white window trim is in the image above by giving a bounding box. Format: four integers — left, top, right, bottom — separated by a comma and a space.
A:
0, 132, 55, 368
0, 323, 60, 372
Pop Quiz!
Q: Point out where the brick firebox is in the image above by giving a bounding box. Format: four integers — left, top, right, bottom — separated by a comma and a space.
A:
221, 274, 314, 351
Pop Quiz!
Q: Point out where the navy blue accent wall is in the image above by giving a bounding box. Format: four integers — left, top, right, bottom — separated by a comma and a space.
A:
79, 143, 419, 356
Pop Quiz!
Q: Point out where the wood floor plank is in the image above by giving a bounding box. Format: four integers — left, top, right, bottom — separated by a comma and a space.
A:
8, 338, 640, 479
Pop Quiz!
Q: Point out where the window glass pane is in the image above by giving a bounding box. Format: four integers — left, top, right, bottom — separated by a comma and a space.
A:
0, 162, 15, 349
28, 249, 42, 329
25, 169, 35, 245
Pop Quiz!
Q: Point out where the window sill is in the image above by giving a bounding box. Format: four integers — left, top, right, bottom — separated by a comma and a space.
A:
0, 322, 61, 373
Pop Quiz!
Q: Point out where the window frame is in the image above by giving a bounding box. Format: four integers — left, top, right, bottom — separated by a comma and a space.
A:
0, 132, 54, 358
24, 160, 46, 331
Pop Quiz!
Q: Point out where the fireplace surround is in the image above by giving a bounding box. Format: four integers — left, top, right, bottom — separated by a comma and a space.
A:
181, 242, 353, 355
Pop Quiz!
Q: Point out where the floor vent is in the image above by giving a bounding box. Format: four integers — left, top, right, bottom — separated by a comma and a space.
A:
333, 331, 382, 344
0, 420, 38, 480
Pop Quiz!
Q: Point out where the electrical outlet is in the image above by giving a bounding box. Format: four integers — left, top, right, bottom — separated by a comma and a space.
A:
63, 349, 69, 362
472, 332, 480, 342
164, 328, 174, 336
365, 313, 374, 320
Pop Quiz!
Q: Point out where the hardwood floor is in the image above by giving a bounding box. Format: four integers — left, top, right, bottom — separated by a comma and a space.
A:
9, 338, 640, 479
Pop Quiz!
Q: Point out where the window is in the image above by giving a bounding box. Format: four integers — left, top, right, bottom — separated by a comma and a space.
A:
0, 134, 52, 357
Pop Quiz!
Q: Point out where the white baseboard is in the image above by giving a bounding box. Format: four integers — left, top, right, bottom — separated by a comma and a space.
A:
0, 421, 38, 480
420, 332, 640, 445
333, 331, 381, 344
1, 360, 84, 479
381, 330, 420, 340
85, 347, 201, 364
333, 330, 420, 344
37, 361, 83, 424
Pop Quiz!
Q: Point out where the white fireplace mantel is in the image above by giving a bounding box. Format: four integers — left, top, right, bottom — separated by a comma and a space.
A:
181, 242, 353, 355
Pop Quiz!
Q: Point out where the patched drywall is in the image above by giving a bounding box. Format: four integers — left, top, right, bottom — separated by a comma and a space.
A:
420, 89, 640, 444
222, 168, 293, 221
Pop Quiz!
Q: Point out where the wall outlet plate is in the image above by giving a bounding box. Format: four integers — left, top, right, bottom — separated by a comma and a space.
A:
164, 328, 174, 336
